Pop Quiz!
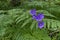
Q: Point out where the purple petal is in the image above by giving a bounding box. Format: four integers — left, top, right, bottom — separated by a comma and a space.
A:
32, 15, 37, 19
38, 22, 44, 29
35, 14, 44, 21
30, 9, 36, 15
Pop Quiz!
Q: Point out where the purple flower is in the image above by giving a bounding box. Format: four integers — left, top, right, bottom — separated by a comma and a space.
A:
32, 15, 36, 19
32, 14, 44, 21
36, 14, 44, 21
30, 9, 36, 15
29, 9, 44, 29
38, 22, 44, 29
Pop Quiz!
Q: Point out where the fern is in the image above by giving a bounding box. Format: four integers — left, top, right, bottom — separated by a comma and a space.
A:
0, 0, 60, 40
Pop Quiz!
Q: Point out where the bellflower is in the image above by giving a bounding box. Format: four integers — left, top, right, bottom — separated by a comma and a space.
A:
38, 22, 44, 29
33, 14, 44, 21
30, 9, 36, 16
30, 9, 44, 29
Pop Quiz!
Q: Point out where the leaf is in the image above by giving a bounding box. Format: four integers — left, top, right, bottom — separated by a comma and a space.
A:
13, 9, 60, 31
0, 15, 13, 37
21, 18, 32, 28
30, 21, 36, 30
12, 29, 51, 40
44, 19, 60, 31
23, 1, 49, 9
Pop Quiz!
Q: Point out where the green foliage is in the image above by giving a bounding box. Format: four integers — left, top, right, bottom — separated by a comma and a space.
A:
0, 0, 60, 40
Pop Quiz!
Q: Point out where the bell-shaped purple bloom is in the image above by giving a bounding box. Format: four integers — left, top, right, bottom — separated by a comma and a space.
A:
32, 14, 44, 21
36, 14, 44, 21
38, 22, 44, 29
30, 9, 36, 16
